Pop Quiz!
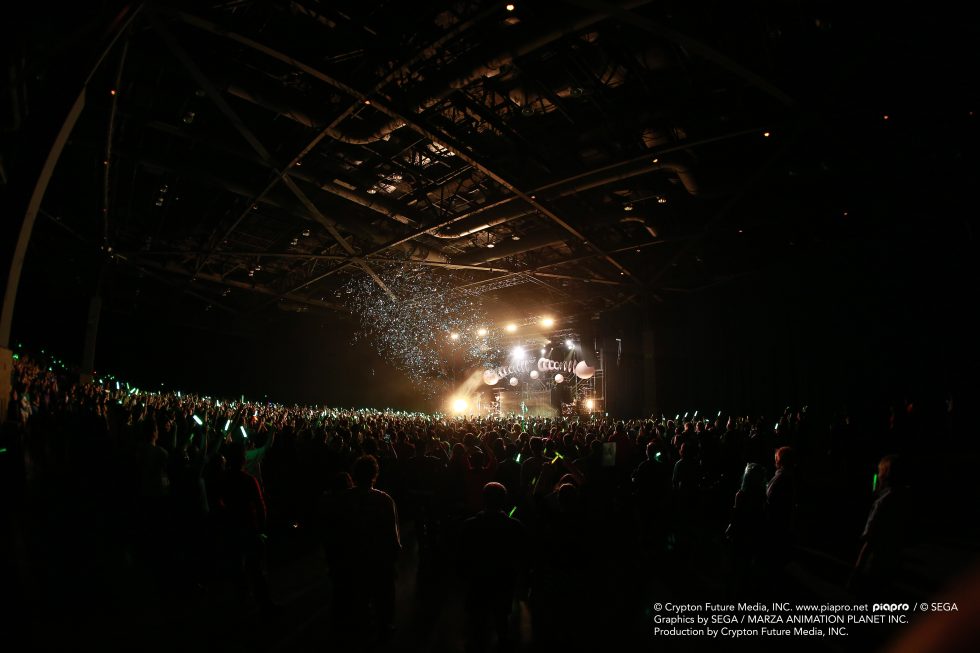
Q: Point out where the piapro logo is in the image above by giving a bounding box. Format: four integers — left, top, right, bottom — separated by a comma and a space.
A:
872, 603, 909, 612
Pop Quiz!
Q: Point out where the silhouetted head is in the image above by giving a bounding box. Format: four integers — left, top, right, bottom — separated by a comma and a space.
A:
741, 462, 767, 493
530, 437, 544, 457
471, 449, 486, 468
492, 438, 506, 460
352, 454, 379, 488
878, 454, 903, 488
226, 442, 247, 471
449, 443, 467, 467
142, 418, 159, 444
646, 441, 659, 460
557, 482, 579, 511
774, 446, 796, 471
482, 482, 508, 513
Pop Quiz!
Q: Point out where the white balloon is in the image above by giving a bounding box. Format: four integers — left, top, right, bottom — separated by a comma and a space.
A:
529, 370, 539, 380
537, 357, 549, 371
483, 370, 500, 385
509, 377, 519, 386
554, 374, 565, 384
574, 360, 595, 380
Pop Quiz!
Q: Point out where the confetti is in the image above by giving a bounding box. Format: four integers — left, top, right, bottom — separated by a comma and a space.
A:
341, 261, 501, 395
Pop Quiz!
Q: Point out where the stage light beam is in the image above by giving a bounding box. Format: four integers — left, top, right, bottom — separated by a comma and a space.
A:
477, 327, 488, 336
541, 317, 555, 328
505, 323, 518, 333
452, 398, 469, 414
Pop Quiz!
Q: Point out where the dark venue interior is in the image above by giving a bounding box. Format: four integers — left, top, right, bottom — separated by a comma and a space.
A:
2, 2, 978, 652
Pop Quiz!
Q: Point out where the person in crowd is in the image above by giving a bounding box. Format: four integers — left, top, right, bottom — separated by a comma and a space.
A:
6, 349, 942, 650
851, 454, 910, 599
727, 462, 768, 596
219, 441, 275, 611
459, 482, 528, 652
764, 445, 798, 591
333, 454, 401, 640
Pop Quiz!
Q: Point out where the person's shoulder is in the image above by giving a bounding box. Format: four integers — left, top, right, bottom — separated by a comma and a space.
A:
370, 487, 396, 502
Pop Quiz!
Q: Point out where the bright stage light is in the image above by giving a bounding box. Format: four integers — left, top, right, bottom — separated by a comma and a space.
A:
565, 339, 574, 348
586, 399, 595, 411
505, 323, 518, 333
477, 327, 488, 336
451, 398, 469, 414
541, 316, 555, 328
512, 345, 525, 358
450, 332, 460, 341
540, 348, 546, 355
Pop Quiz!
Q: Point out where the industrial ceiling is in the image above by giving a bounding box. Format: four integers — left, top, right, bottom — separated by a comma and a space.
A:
5, 1, 976, 330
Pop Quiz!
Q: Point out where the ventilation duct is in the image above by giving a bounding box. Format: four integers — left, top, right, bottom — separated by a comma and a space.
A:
431, 151, 697, 239
453, 229, 566, 266
620, 216, 659, 239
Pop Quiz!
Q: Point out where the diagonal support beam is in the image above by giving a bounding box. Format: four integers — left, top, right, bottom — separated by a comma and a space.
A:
147, 12, 394, 298
171, 10, 642, 286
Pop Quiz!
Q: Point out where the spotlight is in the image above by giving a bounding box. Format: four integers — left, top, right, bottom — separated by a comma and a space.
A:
565, 339, 574, 348
506, 3, 515, 10
451, 398, 468, 414
586, 399, 595, 411
540, 348, 546, 355
450, 332, 460, 341
477, 327, 488, 336
541, 317, 555, 328
511, 345, 525, 358
505, 323, 518, 333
